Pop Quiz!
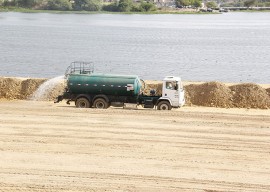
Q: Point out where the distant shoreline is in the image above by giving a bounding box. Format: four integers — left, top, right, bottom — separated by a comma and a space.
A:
1, 6, 270, 14
0, 7, 216, 14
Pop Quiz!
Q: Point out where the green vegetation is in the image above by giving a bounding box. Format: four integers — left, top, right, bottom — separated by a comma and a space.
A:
73, 0, 102, 11
0, 0, 157, 12
138, 1, 157, 12
102, 0, 156, 12
2, 0, 268, 13
175, 0, 202, 8
243, 0, 256, 7
118, 0, 133, 12
206, 1, 217, 8
46, 0, 72, 11
0, 0, 206, 13
221, 0, 270, 7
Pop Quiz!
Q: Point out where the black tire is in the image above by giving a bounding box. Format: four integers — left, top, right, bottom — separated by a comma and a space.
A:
157, 101, 172, 110
76, 97, 90, 108
93, 98, 109, 109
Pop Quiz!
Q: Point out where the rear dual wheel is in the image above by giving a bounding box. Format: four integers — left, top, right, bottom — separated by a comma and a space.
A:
93, 98, 109, 109
76, 98, 90, 108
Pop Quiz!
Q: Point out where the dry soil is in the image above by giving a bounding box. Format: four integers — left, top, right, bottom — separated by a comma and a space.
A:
0, 100, 269, 192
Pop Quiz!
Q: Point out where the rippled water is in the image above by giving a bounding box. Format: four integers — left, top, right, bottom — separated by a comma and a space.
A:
0, 12, 270, 83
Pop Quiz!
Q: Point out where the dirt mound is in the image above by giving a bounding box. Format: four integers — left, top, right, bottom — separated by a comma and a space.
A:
0, 77, 65, 101
185, 82, 234, 108
1, 76, 269, 109
21, 79, 47, 99
266, 88, 270, 97
229, 83, 270, 109
183, 87, 192, 106
0, 77, 22, 99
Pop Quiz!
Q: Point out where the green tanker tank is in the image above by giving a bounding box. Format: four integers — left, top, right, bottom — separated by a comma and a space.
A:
67, 73, 142, 97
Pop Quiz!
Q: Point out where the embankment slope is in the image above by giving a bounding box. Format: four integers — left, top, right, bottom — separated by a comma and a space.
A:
1, 77, 270, 109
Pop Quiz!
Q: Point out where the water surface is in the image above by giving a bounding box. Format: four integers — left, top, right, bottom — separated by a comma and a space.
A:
0, 12, 270, 83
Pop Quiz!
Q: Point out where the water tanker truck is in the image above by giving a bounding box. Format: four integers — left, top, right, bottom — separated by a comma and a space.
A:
55, 62, 185, 110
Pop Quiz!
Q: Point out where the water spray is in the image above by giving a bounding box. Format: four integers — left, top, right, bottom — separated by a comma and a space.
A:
30, 75, 65, 101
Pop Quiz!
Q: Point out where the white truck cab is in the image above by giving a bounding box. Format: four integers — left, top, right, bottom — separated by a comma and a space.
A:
157, 76, 185, 110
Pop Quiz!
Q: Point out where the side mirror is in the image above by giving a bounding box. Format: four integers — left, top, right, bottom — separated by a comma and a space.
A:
175, 84, 178, 90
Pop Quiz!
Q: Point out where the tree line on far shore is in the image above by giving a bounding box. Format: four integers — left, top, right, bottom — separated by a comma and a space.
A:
0, 0, 158, 12
1, 0, 270, 12
221, 0, 270, 8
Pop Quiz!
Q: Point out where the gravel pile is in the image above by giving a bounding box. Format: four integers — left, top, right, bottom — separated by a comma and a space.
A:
0, 77, 22, 99
229, 83, 270, 109
184, 82, 234, 108
20, 79, 47, 99
0, 77, 61, 100
266, 88, 270, 97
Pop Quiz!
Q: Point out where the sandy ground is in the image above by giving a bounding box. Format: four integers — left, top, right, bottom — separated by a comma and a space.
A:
0, 100, 270, 192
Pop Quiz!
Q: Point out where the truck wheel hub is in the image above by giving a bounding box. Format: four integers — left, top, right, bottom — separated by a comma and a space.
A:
160, 104, 169, 110
97, 102, 104, 108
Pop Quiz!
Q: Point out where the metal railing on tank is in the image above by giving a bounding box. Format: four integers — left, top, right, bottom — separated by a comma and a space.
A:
65, 61, 94, 77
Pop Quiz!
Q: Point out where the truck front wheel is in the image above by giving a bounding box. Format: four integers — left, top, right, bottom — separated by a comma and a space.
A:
93, 98, 109, 109
76, 98, 90, 108
157, 101, 172, 110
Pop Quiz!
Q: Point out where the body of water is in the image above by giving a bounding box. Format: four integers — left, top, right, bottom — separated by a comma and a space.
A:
0, 12, 270, 83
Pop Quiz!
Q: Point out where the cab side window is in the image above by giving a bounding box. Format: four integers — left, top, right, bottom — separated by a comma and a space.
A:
166, 82, 176, 90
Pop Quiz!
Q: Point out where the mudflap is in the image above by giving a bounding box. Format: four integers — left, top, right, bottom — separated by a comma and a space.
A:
54, 95, 64, 103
